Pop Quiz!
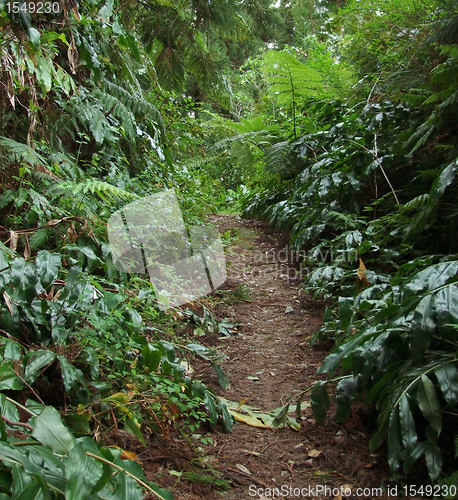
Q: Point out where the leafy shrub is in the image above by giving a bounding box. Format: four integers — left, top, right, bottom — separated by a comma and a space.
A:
0, 399, 173, 499
311, 259, 458, 480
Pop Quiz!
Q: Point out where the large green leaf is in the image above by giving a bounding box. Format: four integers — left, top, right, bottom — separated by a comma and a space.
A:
212, 363, 230, 389
26, 446, 66, 492
65, 441, 103, 500
317, 336, 361, 376
403, 441, 427, 474
142, 345, 161, 372
272, 402, 290, 429
0, 361, 24, 391
15, 477, 42, 500
204, 392, 218, 428
0, 243, 12, 270
110, 472, 144, 500
405, 161, 458, 237
388, 406, 402, 472
11, 463, 30, 498
424, 436, 442, 481
4, 339, 21, 361
125, 416, 146, 446
338, 296, 355, 331
31, 407, 75, 455
0, 393, 20, 425
10, 258, 39, 303
335, 377, 358, 423
36, 251, 61, 290
409, 294, 436, 363
0, 442, 45, 477
402, 261, 458, 301
57, 355, 86, 394
369, 397, 392, 452
417, 374, 442, 435
398, 394, 417, 451
310, 381, 330, 425
435, 285, 458, 338
24, 351, 56, 384
434, 363, 458, 409
218, 402, 234, 433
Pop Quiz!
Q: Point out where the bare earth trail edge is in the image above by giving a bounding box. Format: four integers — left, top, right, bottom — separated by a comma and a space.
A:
143, 214, 393, 500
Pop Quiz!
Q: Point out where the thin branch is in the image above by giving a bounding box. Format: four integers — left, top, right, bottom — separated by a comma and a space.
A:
86, 452, 167, 499
374, 133, 400, 205
1, 415, 33, 431
5, 397, 40, 417
348, 136, 400, 205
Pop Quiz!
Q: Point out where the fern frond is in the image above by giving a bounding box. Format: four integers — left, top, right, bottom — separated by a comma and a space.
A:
408, 122, 435, 153
53, 90, 118, 146
29, 228, 50, 250
92, 89, 136, 141
100, 78, 165, 135
415, 168, 442, 183
265, 141, 304, 180
227, 116, 265, 134
48, 151, 83, 181
401, 193, 429, 212
53, 180, 139, 201
210, 130, 277, 155
261, 50, 324, 104
0, 137, 47, 167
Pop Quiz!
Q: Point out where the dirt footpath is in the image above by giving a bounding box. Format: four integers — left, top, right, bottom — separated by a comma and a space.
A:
185, 214, 390, 500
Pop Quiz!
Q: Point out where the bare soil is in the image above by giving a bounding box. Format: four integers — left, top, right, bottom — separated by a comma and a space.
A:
140, 214, 394, 499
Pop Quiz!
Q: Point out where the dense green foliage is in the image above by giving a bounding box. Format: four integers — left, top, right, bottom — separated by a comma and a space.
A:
237, 0, 458, 485
2, 0, 458, 494
0, 0, 254, 496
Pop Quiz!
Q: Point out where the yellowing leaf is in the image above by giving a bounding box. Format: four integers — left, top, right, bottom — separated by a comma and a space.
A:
76, 404, 91, 420
101, 392, 132, 404
228, 410, 272, 429
120, 449, 139, 462
357, 257, 369, 289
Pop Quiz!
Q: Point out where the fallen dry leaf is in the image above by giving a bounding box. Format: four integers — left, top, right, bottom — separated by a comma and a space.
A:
229, 410, 272, 429
23, 235, 30, 259
9, 231, 18, 251
241, 449, 262, 457
236, 463, 252, 475
3, 292, 13, 315
308, 449, 322, 458
120, 450, 139, 462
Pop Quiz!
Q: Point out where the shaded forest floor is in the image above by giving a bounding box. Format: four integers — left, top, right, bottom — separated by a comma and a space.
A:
138, 214, 394, 499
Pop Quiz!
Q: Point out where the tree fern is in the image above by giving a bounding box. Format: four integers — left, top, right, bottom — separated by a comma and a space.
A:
264, 140, 304, 180
261, 50, 323, 137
